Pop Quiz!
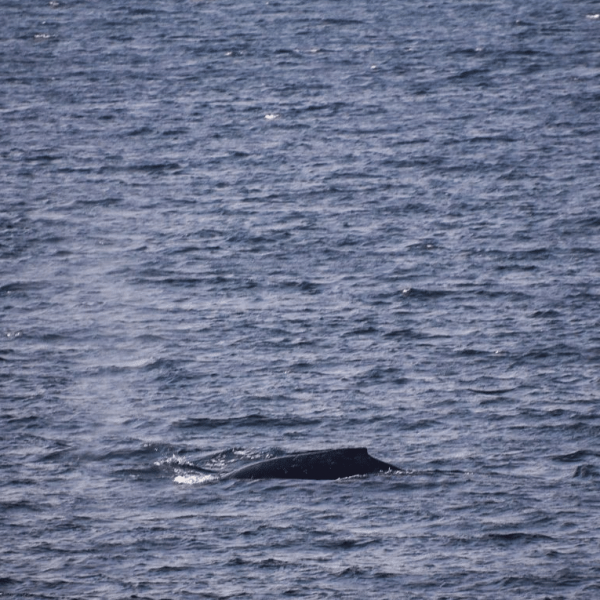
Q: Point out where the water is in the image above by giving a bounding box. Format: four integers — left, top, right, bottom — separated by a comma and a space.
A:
1, 0, 600, 597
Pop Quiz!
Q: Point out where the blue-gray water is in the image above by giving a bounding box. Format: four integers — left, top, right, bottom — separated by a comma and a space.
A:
2, 1, 600, 598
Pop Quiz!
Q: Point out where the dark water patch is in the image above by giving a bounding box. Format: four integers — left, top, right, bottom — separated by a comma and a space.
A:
3, 413, 41, 428
145, 276, 205, 288
483, 532, 554, 543
280, 279, 324, 294
573, 464, 598, 478
458, 348, 502, 358
317, 537, 377, 550
552, 449, 599, 463
0, 281, 48, 296
98, 161, 183, 174
531, 309, 561, 319
74, 196, 123, 207
449, 67, 492, 81
354, 366, 407, 387
383, 328, 418, 339
467, 387, 519, 395
343, 325, 378, 337
467, 134, 519, 144
174, 414, 319, 430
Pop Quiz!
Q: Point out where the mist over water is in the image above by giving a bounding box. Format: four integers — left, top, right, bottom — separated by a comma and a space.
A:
2, 1, 600, 598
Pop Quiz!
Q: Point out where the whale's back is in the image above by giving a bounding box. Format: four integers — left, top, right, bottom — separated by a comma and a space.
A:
226, 447, 400, 480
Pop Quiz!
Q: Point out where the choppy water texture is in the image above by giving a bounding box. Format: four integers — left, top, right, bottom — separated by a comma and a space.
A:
2, 0, 600, 598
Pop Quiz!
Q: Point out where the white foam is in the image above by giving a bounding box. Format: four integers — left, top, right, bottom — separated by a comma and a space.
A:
174, 473, 217, 485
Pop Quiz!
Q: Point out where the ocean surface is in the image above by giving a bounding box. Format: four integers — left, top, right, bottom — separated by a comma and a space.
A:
2, 0, 600, 598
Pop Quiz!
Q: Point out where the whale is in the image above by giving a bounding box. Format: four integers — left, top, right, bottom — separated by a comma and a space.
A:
222, 447, 400, 480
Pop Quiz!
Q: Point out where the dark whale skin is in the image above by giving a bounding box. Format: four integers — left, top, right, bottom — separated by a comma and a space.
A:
225, 447, 400, 480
